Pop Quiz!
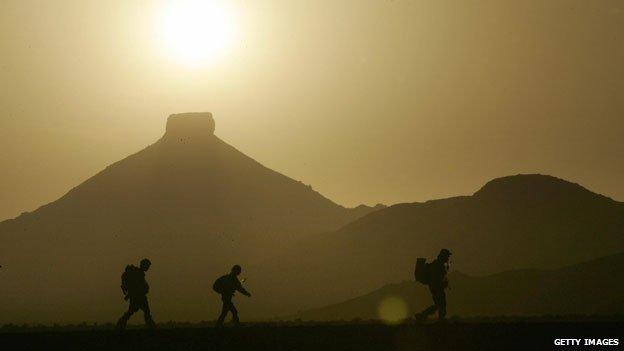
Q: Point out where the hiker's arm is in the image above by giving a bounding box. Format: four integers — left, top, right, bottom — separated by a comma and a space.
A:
121, 276, 128, 295
236, 281, 251, 296
240, 287, 251, 297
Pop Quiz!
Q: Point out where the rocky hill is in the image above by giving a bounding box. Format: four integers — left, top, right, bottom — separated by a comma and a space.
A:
0, 112, 379, 323
295, 252, 624, 321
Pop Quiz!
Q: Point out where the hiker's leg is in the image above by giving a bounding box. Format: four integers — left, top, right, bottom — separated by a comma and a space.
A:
230, 301, 239, 324
141, 297, 156, 328
416, 286, 439, 319
434, 290, 447, 320
117, 301, 138, 330
116, 310, 132, 330
426, 286, 442, 316
414, 305, 437, 322
418, 304, 438, 316
217, 297, 230, 325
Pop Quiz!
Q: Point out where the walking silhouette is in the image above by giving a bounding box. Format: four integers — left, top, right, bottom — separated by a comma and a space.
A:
213, 265, 251, 326
415, 249, 452, 321
116, 258, 156, 330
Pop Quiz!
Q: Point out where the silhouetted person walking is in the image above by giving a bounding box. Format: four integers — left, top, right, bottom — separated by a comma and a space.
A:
213, 265, 251, 326
415, 249, 452, 321
116, 258, 156, 330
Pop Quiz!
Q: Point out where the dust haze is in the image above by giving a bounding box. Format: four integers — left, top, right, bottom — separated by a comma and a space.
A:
2, 0, 624, 221
1, 2, 623, 347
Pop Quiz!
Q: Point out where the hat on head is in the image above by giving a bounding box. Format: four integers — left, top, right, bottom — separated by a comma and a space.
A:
438, 249, 452, 258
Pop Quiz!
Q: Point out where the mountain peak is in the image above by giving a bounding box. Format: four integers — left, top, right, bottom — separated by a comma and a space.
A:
473, 174, 608, 202
165, 112, 215, 139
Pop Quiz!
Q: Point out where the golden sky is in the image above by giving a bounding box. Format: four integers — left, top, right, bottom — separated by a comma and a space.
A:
1, 0, 623, 220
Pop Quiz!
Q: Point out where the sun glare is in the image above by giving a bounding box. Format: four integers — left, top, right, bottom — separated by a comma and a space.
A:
160, 0, 237, 66
378, 296, 408, 325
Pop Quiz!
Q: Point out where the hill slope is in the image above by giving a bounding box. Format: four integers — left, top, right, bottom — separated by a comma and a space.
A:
0, 113, 378, 323
295, 253, 624, 320
256, 175, 624, 316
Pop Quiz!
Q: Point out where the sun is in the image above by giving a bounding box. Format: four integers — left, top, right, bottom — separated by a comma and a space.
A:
160, 0, 237, 66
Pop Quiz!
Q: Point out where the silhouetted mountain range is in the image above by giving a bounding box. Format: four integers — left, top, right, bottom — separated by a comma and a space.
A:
256, 174, 624, 316
0, 113, 379, 323
294, 252, 624, 321
1, 114, 622, 324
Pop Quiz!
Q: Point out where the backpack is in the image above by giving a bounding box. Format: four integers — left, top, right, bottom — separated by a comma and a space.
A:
121, 265, 141, 294
213, 275, 228, 294
414, 258, 430, 284
121, 265, 130, 293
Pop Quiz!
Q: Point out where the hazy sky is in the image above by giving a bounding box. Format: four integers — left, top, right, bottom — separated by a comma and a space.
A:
1, 0, 623, 220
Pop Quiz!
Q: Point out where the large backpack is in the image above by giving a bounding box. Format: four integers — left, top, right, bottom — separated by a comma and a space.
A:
213, 275, 228, 294
121, 265, 141, 294
414, 258, 430, 284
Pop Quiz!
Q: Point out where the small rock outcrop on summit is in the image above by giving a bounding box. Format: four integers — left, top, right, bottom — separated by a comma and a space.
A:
0, 113, 378, 324
165, 112, 216, 136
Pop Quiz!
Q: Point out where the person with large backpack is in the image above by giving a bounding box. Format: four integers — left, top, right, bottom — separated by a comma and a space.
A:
414, 249, 452, 321
213, 265, 251, 326
116, 258, 156, 330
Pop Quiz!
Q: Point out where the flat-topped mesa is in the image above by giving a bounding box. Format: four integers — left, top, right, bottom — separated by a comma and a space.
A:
164, 112, 215, 140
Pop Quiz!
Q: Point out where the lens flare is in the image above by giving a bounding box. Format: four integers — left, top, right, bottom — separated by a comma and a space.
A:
377, 296, 408, 325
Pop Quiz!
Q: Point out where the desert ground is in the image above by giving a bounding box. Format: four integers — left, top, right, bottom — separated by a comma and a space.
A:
2, 319, 622, 351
